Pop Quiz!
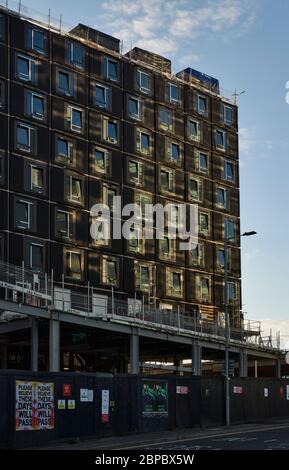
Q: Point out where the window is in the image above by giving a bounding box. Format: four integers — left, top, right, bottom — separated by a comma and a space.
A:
225, 218, 235, 240
31, 165, 44, 192
198, 151, 208, 172
160, 168, 174, 192
56, 210, 71, 238
137, 69, 150, 93
217, 248, 225, 269
188, 119, 200, 142
103, 184, 117, 212
169, 83, 180, 103
224, 160, 234, 182
189, 177, 202, 202
139, 265, 150, 291
0, 152, 3, 184
95, 83, 110, 109
223, 105, 233, 126
28, 28, 45, 54
128, 96, 141, 120
30, 244, 43, 272
199, 212, 209, 235
17, 54, 36, 82
138, 193, 152, 222
159, 236, 175, 261
58, 70, 74, 96
170, 142, 180, 163
69, 176, 82, 203
68, 42, 84, 69
160, 107, 173, 131
102, 256, 118, 285
190, 242, 204, 267
16, 123, 33, 153
138, 131, 150, 155
68, 107, 83, 133
128, 226, 144, 254
27, 92, 45, 120
104, 57, 118, 81
200, 277, 210, 301
228, 282, 237, 302
215, 129, 226, 150
66, 251, 82, 279
167, 268, 182, 297
94, 147, 109, 175
197, 95, 207, 116
216, 187, 228, 209
57, 136, 72, 161
128, 160, 143, 185
103, 118, 118, 144
16, 200, 32, 230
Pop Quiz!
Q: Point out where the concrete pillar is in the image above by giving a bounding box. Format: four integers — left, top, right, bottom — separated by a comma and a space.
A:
276, 355, 281, 378
239, 349, 248, 377
254, 359, 258, 378
49, 319, 60, 372
31, 318, 39, 372
192, 340, 202, 376
130, 333, 139, 374
0, 344, 8, 369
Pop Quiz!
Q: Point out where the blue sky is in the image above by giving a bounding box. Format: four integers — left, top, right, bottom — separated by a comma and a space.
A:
6, 0, 289, 342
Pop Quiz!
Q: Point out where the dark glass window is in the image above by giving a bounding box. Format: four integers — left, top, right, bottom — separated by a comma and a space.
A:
16, 124, 32, 152
17, 55, 35, 82
69, 177, 82, 202
27, 92, 45, 120
69, 42, 84, 69
0, 15, 4, 40
128, 160, 141, 184
189, 179, 199, 200
105, 58, 118, 81
107, 187, 117, 212
200, 213, 209, 233
224, 105, 233, 126
16, 200, 31, 229
66, 251, 82, 279
106, 120, 117, 143
216, 187, 227, 208
169, 83, 179, 103
199, 152, 208, 171
95, 84, 109, 109
31, 166, 44, 191
0, 80, 5, 108
70, 108, 82, 132
57, 136, 71, 161
30, 244, 43, 271
160, 108, 171, 129
56, 210, 70, 238
128, 97, 140, 119
137, 70, 150, 93
188, 119, 200, 140
31, 28, 45, 54
95, 148, 108, 174
218, 248, 225, 268
171, 143, 180, 162
140, 132, 150, 153
172, 272, 181, 291
228, 282, 236, 301
198, 95, 207, 115
226, 219, 235, 240
58, 71, 73, 96
215, 129, 226, 148
225, 161, 234, 181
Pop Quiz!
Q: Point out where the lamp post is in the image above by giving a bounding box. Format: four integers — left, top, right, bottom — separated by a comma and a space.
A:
224, 224, 256, 426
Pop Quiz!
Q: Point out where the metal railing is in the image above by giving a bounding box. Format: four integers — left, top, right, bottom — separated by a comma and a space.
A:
0, 260, 279, 350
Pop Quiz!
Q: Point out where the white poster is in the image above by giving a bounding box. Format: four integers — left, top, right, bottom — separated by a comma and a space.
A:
102, 390, 109, 415
264, 387, 269, 397
286, 385, 289, 400
80, 388, 94, 402
16, 381, 54, 431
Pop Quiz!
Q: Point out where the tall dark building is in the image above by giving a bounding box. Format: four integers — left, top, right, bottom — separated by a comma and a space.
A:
0, 7, 241, 335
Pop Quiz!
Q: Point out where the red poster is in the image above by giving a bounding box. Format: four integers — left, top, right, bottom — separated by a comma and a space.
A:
63, 384, 72, 397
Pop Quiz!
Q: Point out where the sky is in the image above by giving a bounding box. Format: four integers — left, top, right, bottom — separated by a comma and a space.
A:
4, 0, 289, 346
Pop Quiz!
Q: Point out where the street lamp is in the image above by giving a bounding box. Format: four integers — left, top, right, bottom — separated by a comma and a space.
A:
224, 224, 257, 426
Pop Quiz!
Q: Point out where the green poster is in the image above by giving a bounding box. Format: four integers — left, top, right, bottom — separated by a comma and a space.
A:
142, 381, 168, 418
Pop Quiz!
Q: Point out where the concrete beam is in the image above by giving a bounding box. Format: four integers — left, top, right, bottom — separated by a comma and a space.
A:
0, 318, 32, 334
49, 319, 60, 372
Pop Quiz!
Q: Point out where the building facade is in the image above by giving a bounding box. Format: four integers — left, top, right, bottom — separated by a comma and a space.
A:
0, 8, 241, 327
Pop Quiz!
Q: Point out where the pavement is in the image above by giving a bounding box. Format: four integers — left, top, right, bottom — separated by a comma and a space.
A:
34, 419, 289, 450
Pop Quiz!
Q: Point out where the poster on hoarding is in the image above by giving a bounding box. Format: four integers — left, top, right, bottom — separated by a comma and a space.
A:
15, 381, 54, 431
142, 381, 168, 418
101, 390, 110, 423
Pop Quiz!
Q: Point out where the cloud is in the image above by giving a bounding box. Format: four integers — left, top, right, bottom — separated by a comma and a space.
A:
239, 127, 273, 159
260, 320, 289, 349
96, 0, 258, 59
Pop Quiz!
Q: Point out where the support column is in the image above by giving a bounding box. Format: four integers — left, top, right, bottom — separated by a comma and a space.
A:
130, 333, 139, 374
276, 354, 281, 378
239, 349, 248, 377
192, 340, 202, 376
31, 318, 39, 372
49, 319, 60, 372
254, 359, 258, 378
